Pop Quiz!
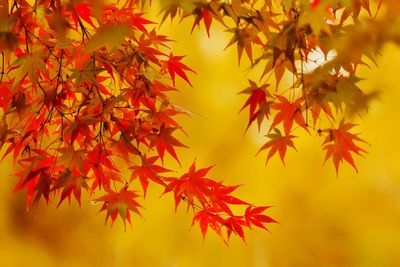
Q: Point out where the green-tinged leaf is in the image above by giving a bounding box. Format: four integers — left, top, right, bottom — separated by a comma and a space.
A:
85, 23, 129, 53
69, 60, 98, 88
11, 52, 46, 83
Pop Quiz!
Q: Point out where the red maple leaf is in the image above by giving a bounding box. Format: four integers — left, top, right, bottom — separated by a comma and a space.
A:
191, 8, 213, 37
245, 206, 277, 231
192, 208, 226, 241
208, 184, 248, 215
240, 80, 273, 130
164, 161, 218, 211
72, 3, 96, 28
12, 151, 56, 208
131, 13, 155, 32
149, 125, 188, 164
54, 168, 89, 207
166, 53, 196, 87
223, 215, 246, 242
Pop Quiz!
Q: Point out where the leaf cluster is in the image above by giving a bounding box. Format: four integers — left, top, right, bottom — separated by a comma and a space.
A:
158, 0, 400, 173
0, 0, 275, 243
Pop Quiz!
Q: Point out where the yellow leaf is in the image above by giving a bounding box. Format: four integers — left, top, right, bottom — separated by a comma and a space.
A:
11, 52, 46, 83
35, 7, 50, 30
85, 23, 129, 53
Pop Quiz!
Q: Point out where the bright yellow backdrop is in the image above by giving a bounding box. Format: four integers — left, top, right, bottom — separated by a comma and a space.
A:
1, 7, 400, 267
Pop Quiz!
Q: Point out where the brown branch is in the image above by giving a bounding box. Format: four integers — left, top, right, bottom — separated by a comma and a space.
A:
0, 52, 4, 83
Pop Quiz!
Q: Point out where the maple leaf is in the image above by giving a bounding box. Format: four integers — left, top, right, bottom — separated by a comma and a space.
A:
164, 160, 218, 211
130, 13, 155, 32
13, 159, 51, 195
72, 2, 96, 28
270, 95, 308, 135
325, 75, 373, 116
159, 0, 195, 24
96, 187, 142, 229
149, 125, 188, 164
191, 7, 213, 37
207, 1, 226, 26
226, 27, 262, 65
223, 215, 246, 242
83, 144, 121, 189
69, 59, 99, 88
146, 29, 172, 48
144, 101, 184, 129
166, 53, 196, 87
12, 154, 56, 208
222, 0, 248, 23
245, 206, 277, 231
31, 172, 52, 208
191, 208, 226, 242
129, 155, 170, 197
257, 128, 297, 165
322, 120, 368, 174
340, 0, 371, 24
54, 168, 89, 207
12, 170, 52, 210
11, 52, 47, 83
208, 184, 248, 215
239, 80, 273, 130
159, 2, 179, 24
304, 85, 335, 125
85, 23, 129, 53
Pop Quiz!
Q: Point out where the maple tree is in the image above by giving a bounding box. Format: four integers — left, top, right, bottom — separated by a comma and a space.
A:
0, 0, 398, 243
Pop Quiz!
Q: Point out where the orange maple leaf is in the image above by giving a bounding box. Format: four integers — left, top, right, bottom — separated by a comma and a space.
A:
322, 120, 368, 174
257, 128, 297, 165
96, 187, 142, 229
270, 95, 308, 135
129, 155, 171, 197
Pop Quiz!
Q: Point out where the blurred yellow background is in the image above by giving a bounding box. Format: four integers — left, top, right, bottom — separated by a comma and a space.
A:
1, 7, 400, 267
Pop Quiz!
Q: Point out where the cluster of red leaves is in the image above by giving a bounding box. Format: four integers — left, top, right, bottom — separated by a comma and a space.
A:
0, 0, 276, 243
157, 0, 400, 174
165, 161, 276, 243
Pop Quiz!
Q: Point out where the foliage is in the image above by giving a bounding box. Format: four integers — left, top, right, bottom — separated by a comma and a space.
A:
0, 0, 276, 244
157, 0, 400, 173
0, 0, 398, 243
